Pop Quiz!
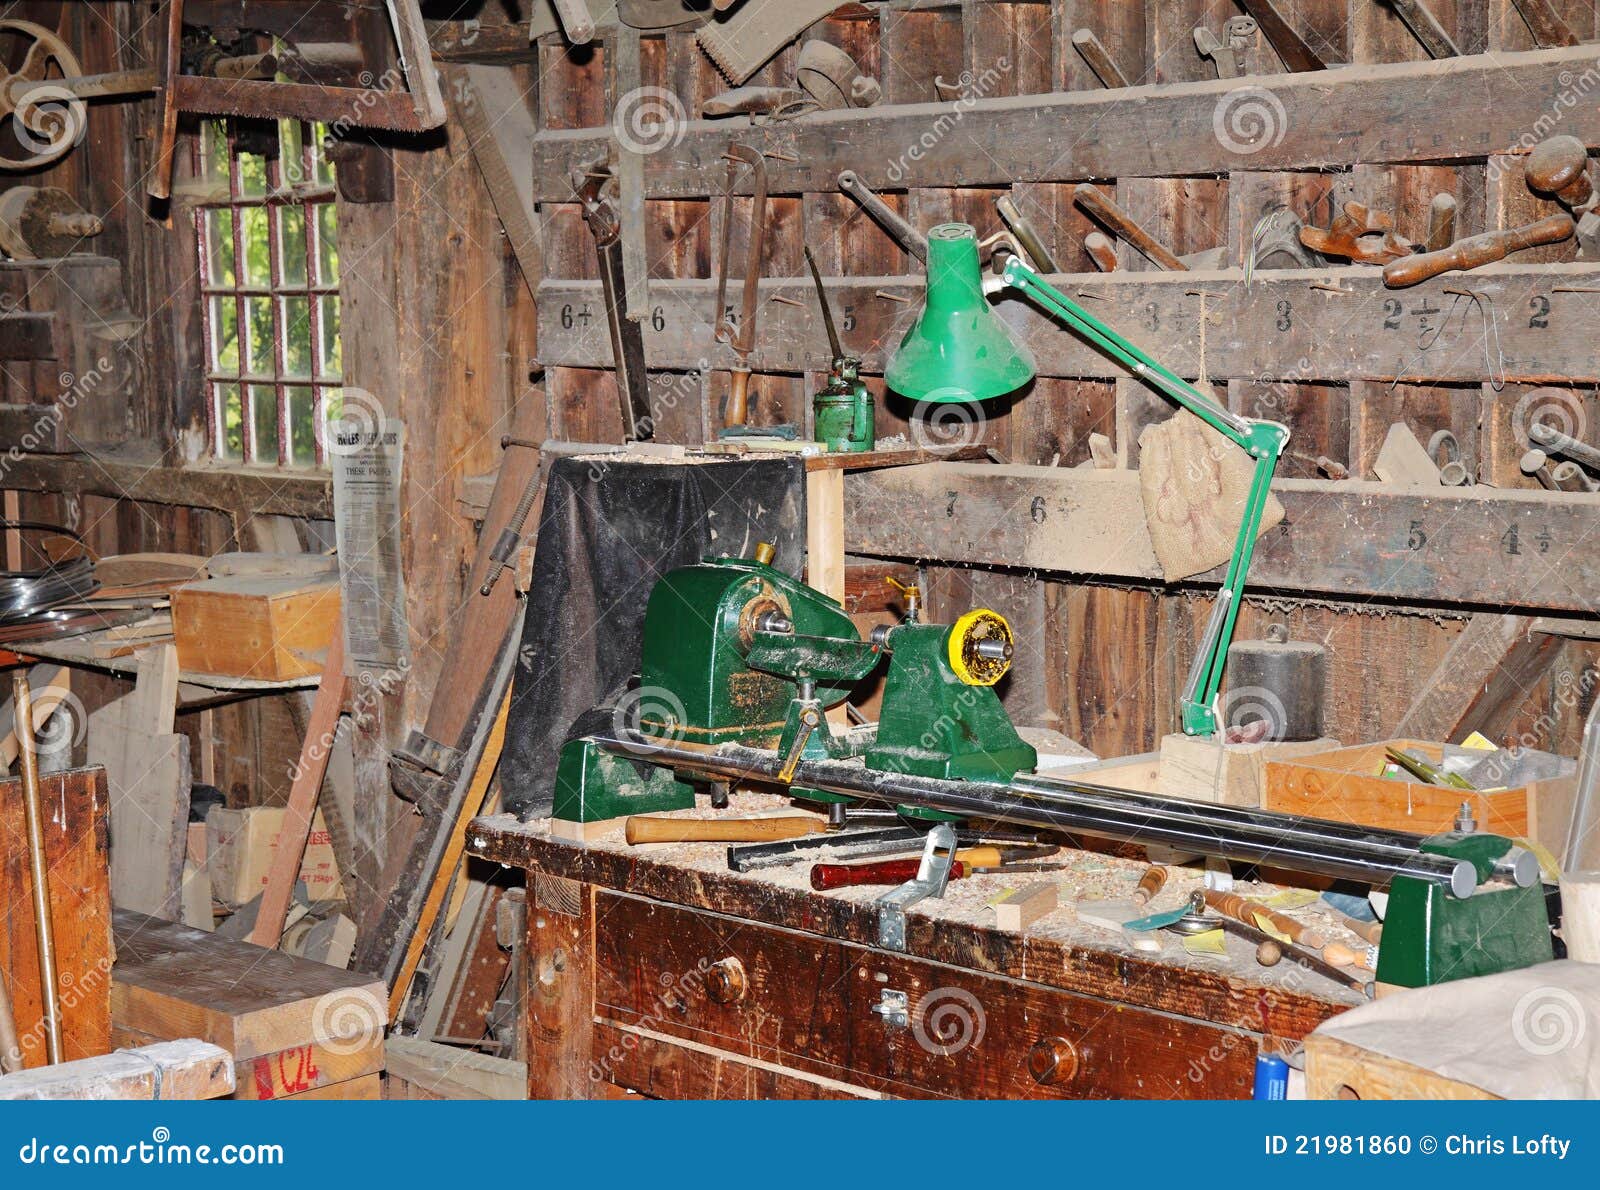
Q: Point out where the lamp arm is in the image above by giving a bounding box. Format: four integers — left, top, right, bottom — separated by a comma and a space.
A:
999, 256, 1288, 736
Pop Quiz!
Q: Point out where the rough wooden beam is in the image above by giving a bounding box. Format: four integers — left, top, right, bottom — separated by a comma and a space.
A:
1, 453, 332, 518
1395, 614, 1531, 740
845, 463, 1600, 614
0, 1040, 234, 1101
449, 65, 542, 297
536, 262, 1600, 384
528, 45, 1600, 200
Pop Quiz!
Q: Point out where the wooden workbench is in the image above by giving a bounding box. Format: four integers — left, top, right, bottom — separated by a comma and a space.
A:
467, 797, 1362, 1099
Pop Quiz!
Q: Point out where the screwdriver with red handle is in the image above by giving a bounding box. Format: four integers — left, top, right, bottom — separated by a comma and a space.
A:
810, 845, 1059, 890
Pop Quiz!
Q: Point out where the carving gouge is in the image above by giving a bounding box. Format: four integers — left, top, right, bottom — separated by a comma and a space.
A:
1383, 213, 1574, 287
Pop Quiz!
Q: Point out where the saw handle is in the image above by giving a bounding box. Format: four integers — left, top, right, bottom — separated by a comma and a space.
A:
1203, 889, 1327, 949
1383, 213, 1574, 287
625, 815, 827, 845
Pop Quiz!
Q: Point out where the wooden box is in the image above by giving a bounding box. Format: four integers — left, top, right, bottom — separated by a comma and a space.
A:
204, 805, 345, 907
111, 910, 384, 1101
1263, 739, 1563, 842
171, 573, 339, 680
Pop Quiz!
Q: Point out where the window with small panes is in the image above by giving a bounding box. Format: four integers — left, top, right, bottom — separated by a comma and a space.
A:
194, 118, 343, 467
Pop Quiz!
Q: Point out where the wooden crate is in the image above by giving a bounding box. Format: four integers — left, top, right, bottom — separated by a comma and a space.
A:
171, 573, 339, 680
111, 910, 384, 1101
1263, 739, 1551, 840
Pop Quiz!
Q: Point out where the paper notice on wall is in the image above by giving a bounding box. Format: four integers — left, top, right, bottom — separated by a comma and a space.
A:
331, 415, 410, 679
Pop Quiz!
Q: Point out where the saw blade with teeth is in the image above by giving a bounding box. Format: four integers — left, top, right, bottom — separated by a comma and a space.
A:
695, 0, 848, 85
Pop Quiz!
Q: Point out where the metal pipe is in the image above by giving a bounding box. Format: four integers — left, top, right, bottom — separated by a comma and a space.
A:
1530, 421, 1600, 473
591, 732, 1479, 896
13, 673, 61, 1064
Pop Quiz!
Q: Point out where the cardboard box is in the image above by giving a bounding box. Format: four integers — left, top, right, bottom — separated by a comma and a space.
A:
205, 805, 345, 907
171, 573, 339, 680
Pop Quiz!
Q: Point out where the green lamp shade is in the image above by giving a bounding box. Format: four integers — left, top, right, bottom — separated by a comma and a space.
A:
885, 223, 1037, 403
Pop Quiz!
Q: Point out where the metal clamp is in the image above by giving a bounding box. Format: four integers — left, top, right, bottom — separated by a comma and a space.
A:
875, 822, 956, 951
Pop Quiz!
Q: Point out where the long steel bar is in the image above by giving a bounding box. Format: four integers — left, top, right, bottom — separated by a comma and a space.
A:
590, 732, 1477, 895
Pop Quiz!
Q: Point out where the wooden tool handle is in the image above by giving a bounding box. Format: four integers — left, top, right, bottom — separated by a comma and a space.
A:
625, 815, 826, 844
1339, 914, 1383, 946
1323, 941, 1376, 972
1073, 185, 1187, 271
812, 859, 969, 890
1203, 889, 1327, 949
1383, 213, 1574, 287
1133, 864, 1168, 905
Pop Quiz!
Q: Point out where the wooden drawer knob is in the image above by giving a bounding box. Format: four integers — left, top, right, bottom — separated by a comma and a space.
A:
1028, 1036, 1080, 1086
706, 957, 748, 1004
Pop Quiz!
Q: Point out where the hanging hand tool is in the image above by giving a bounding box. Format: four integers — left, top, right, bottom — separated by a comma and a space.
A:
1235, 0, 1327, 71
1073, 185, 1186, 271
715, 144, 769, 428
1382, 0, 1460, 58
576, 159, 655, 441
13, 672, 61, 1064
626, 814, 828, 844
1299, 200, 1413, 264
811, 843, 1060, 889
1070, 29, 1130, 89
804, 245, 874, 452
995, 195, 1058, 272
837, 170, 927, 262
1508, 0, 1579, 47
1194, 17, 1257, 78
1383, 213, 1574, 286
1525, 135, 1600, 259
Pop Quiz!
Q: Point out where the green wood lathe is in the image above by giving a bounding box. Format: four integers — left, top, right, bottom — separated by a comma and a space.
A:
551, 543, 1552, 987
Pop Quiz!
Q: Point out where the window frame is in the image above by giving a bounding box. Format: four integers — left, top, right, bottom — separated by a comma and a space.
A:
192, 119, 341, 468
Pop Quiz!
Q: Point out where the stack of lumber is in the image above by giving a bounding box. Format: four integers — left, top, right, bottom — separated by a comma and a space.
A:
111, 910, 386, 1100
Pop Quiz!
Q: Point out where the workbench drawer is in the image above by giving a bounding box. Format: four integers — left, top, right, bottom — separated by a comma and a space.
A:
592, 892, 1258, 1099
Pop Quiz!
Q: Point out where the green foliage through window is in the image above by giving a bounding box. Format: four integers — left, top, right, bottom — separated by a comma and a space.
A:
196, 118, 341, 467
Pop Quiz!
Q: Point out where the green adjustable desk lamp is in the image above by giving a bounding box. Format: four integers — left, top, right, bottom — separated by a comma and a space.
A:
886, 223, 1289, 737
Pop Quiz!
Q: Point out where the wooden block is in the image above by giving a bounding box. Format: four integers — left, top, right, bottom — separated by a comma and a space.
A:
0, 1039, 234, 1101
1264, 738, 1537, 837
0, 768, 112, 1069
171, 572, 340, 680
384, 1037, 526, 1100
204, 805, 345, 907
1159, 733, 1340, 807
1304, 1034, 1497, 1100
112, 1022, 382, 1101
991, 882, 1058, 932
179, 862, 212, 931
279, 1072, 381, 1100
111, 910, 387, 1064
1373, 422, 1440, 485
